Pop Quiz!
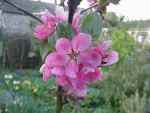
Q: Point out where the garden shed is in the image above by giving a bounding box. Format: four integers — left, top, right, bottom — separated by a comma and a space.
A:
0, 0, 56, 68
0, 0, 55, 39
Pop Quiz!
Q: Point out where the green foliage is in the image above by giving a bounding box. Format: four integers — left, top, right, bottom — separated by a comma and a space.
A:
6, 96, 54, 113
81, 12, 102, 40
0, 47, 150, 113
99, 0, 107, 4
105, 12, 123, 27
1, 25, 149, 113
143, 43, 150, 52
57, 22, 75, 39
0, 70, 56, 113
112, 28, 136, 62
122, 20, 150, 29
94, 49, 150, 113
121, 92, 146, 113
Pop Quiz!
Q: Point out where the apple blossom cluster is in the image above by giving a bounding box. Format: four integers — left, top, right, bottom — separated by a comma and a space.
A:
34, 11, 80, 40
34, 12, 119, 97
34, 12, 64, 40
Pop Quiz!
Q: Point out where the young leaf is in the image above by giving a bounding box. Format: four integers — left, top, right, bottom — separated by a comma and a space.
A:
57, 22, 75, 39
81, 12, 102, 40
100, 0, 108, 4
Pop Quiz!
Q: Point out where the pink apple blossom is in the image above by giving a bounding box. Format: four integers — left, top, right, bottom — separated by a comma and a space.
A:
34, 12, 64, 40
34, 24, 52, 40
34, 11, 81, 41
97, 41, 119, 66
72, 12, 81, 34
41, 11, 65, 27
101, 51, 119, 66
45, 33, 92, 79
33, 0, 119, 99
40, 64, 52, 81
40, 33, 118, 97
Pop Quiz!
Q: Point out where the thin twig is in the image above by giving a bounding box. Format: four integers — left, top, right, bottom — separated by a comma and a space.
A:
81, 0, 111, 14
3, 0, 43, 23
80, 3, 98, 14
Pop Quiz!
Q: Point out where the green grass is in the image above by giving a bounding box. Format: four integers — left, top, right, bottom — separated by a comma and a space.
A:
0, 48, 150, 113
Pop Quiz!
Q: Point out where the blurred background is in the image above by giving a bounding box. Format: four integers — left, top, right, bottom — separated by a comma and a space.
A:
0, 0, 150, 113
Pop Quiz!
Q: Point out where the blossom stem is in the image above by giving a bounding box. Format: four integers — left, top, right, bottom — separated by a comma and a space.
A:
55, 1, 82, 113
56, 86, 63, 113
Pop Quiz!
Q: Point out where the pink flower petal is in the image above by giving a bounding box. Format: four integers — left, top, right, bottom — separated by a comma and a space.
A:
45, 52, 70, 66
34, 24, 50, 40
65, 61, 79, 78
41, 11, 55, 24
41, 11, 61, 27
72, 12, 81, 34
79, 48, 102, 68
102, 51, 119, 66
81, 66, 95, 74
72, 33, 92, 52
55, 15, 66, 23
84, 69, 103, 84
56, 38, 72, 54
68, 77, 87, 97
98, 40, 112, 51
40, 64, 52, 81
56, 75, 68, 86
51, 66, 65, 76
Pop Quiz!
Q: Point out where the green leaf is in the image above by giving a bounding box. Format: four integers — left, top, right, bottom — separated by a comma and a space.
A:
99, 0, 107, 4
81, 12, 102, 40
102, 67, 110, 74
57, 22, 75, 39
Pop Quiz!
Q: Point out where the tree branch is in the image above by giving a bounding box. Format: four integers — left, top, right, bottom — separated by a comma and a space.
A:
3, 0, 43, 23
68, 0, 82, 24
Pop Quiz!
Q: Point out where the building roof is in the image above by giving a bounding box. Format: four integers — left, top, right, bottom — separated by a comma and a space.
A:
0, 0, 55, 14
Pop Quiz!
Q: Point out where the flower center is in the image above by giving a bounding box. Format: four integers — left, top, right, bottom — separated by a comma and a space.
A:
68, 49, 79, 61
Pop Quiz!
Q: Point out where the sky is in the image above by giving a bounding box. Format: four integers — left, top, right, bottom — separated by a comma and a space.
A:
39, 0, 150, 20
